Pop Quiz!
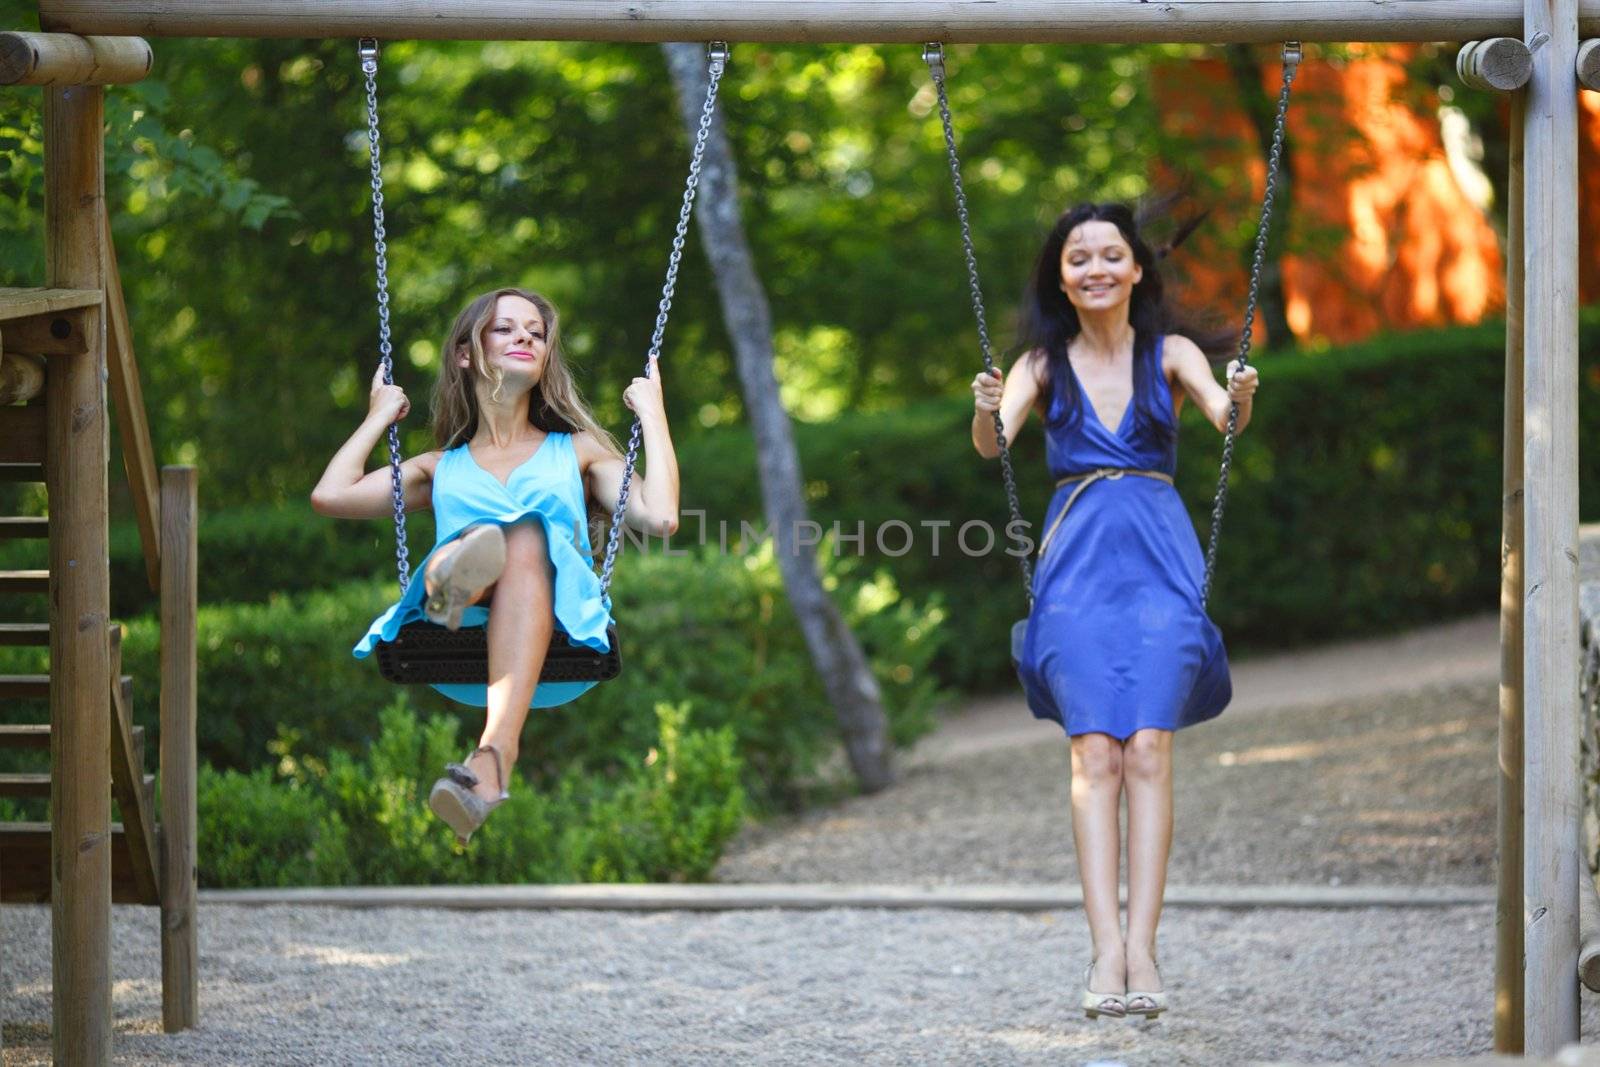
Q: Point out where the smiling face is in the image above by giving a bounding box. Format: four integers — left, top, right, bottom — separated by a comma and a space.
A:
461, 293, 549, 386
1059, 220, 1143, 315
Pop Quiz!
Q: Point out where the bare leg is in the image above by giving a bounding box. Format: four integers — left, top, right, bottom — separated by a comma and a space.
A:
1069, 732, 1126, 996
433, 521, 555, 802
1122, 727, 1174, 1000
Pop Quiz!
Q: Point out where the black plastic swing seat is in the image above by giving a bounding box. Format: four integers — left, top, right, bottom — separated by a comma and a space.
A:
375, 621, 622, 685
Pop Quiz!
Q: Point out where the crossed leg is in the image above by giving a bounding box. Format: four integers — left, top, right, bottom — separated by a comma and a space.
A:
424, 520, 556, 802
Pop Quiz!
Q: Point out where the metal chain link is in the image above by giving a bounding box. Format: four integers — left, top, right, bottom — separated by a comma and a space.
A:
1202, 42, 1300, 605
359, 38, 412, 594
598, 42, 729, 601
923, 44, 1035, 611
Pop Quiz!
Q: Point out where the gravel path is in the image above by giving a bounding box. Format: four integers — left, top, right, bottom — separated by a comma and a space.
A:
7, 615, 1590, 1065
717, 681, 1499, 887
6, 902, 1599, 1066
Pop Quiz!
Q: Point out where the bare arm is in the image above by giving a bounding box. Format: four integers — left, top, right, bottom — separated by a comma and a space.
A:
1165, 335, 1259, 435
310, 366, 438, 519
971, 351, 1044, 459
580, 355, 680, 536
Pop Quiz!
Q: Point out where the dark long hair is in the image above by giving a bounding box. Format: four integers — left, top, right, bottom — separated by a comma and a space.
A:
1017, 199, 1233, 447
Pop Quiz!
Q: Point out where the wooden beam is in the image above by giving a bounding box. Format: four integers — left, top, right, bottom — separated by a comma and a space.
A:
1577, 38, 1600, 88
0, 31, 150, 85
1495, 87, 1526, 1056
35, 0, 1600, 44
107, 632, 159, 906
1459, 37, 1534, 90
2, 307, 92, 356
0, 403, 46, 464
44, 80, 112, 1067
0, 287, 100, 321
1522, 0, 1583, 1053
159, 465, 198, 1033
103, 212, 161, 592
1580, 854, 1600, 992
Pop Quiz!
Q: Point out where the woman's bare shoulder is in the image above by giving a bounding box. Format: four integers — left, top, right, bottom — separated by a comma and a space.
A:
408, 449, 444, 478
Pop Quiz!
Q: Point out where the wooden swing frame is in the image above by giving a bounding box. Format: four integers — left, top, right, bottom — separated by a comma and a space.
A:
7, 0, 1590, 1059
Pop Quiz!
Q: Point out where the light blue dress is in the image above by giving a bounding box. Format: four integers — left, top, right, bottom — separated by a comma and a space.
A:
1016, 337, 1232, 738
353, 432, 614, 708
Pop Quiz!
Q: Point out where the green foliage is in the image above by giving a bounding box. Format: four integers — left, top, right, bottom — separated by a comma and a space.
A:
197, 696, 746, 887
4, 546, 943, 808
0, 37, 1239, 508
678, 316, 1600, 688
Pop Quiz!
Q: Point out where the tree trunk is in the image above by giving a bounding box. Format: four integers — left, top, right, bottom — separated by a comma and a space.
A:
660, 43, 895, 793
1224, 44, 1297, 352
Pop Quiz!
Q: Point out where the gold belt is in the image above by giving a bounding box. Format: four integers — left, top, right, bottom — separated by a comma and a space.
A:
1037, 467, 1175, 559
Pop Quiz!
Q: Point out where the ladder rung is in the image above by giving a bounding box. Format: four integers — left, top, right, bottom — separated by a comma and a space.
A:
0, 517, 47, 540
0, 675, 48, 699
0, 820, 149, 905
0, 463, 44, 483
0, 723, 144, 749
0, 570, 48, 594
0, 724, 50, 748
0, 773, 49, 798
0, 673, 132, 700
0, 623, 49, 646
0, 772, 154, 800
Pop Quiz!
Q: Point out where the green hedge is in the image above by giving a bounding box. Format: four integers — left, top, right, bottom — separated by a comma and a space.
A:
674, 316, 1600, 689
198, 698, 746, 887
1, 546, 945, 810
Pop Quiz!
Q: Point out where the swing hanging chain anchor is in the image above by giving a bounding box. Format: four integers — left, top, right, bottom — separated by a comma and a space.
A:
706, 41, 730, 74
922, 43, 946, 79
359, 37, 379, 74
1282, 41, 1303, 69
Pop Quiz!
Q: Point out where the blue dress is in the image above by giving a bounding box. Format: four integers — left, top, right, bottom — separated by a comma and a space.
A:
1017, 337, 1232, 738
352, 432, 614, 709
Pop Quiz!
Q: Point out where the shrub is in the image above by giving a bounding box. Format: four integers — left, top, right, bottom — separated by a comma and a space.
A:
676, 316, 1600, 688
197, 696, 747, 887
80, 546, 945, 811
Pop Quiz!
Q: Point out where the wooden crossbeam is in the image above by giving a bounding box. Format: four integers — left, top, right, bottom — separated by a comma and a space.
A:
36, 0, 1600, 44
0, 31, 151, 85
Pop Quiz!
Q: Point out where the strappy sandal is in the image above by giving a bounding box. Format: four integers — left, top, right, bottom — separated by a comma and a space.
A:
424, 524, 506, 631
1081, 961, 1127, 1020
428, 743, 510, 845
1125, 960, 1168, 1021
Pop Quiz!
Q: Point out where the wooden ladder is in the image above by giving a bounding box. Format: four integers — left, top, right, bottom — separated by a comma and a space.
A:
0, 279, 200, 1038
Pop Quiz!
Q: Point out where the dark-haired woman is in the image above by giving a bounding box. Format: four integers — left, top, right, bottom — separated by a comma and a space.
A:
971, 204, 1258, 1021
312, 288, 680, 845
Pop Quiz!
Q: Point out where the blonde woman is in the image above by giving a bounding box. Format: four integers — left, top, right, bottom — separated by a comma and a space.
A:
312, 287, 679, 843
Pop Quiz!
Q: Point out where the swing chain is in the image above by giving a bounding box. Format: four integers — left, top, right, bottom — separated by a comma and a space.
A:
598, 42, 728, 602
924, 42, 1034, 611
1202, 41, 1299, 605
359, 37, 413, 595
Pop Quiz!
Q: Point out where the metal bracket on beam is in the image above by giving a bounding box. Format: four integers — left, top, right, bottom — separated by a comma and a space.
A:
1457, 37, 1534, 91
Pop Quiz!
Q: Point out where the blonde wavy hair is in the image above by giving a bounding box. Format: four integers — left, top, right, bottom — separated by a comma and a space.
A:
430, 287, 622, 462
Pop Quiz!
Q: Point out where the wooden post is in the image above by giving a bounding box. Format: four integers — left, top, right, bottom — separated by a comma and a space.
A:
43, 82, 111, 1066
159, 465, 198, 1032
33, 0, 1600, 44
1522, 0, 1583, 1053
1495, 87, 1525, 1056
